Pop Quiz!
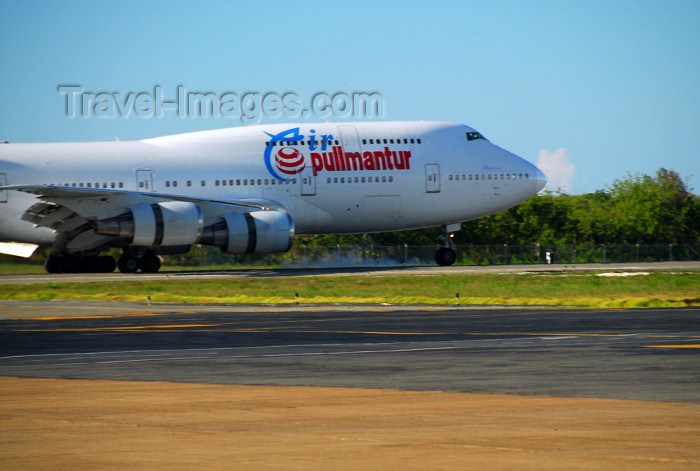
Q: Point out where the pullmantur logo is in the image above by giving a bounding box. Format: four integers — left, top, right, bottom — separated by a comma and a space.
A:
264, 127, 413, 181
57, 85, 384, 124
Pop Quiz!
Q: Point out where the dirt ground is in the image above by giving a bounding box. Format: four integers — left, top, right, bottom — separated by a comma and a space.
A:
1, 377, 699, 470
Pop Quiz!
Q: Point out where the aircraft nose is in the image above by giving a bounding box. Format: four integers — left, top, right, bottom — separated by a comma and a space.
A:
534, 166, 547, 192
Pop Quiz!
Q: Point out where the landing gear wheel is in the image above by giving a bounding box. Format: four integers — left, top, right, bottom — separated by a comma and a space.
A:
45, 256, 64, 274
435, 247, 457, 266
82, 255, 102, 273
139, 253, 161, 273
63, 256, 82, 273
98, 256, 116, 273
117, 254, 140, 273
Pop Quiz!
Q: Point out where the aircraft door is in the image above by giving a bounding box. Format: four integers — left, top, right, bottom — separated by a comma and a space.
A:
338, 125, 361, 153
425, 164, 440, 193
300, 166, 316, 196
136, 170, 153, 192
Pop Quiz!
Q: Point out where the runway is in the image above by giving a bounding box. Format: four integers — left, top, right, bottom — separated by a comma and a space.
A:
1, 301, 698, 403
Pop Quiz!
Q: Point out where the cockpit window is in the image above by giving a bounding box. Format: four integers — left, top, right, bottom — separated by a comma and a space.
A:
466, 132, 487, 141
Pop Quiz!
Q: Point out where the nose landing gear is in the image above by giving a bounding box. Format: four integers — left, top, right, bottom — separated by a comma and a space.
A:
435, 223, 460, 266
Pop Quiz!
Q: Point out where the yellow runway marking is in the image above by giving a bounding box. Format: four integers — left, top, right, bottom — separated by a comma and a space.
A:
645, 344, 700, 349
13, 312, 168, 321
19, 324, 222, 332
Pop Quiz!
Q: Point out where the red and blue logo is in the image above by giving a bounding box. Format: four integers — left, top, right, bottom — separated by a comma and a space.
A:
264, 126, 413, 180
264, 127, 306, 180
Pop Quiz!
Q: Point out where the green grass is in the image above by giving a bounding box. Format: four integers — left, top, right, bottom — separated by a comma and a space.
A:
0, 272, 698, 308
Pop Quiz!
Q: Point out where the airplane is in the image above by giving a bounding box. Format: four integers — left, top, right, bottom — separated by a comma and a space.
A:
0, 121, 546, 273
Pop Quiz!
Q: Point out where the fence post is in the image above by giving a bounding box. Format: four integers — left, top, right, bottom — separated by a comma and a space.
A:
635, 243, 639, 262
602, 244, 606, 263
503, 244, 508, 265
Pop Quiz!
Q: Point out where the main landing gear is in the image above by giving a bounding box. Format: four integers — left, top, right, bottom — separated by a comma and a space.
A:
45, 254, 117, 273
44, 250, 162, 274
435, 224, 459, 266
116, 251, 161, 273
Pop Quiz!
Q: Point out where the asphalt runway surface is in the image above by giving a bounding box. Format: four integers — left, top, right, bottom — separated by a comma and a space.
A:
1, 301, 698, 403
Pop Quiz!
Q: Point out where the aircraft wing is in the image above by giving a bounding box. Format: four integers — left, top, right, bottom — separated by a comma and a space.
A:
3, 185, 285, 213
2, 184, 288, 253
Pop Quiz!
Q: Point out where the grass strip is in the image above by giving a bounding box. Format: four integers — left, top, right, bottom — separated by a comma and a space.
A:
0, 272, 698, 308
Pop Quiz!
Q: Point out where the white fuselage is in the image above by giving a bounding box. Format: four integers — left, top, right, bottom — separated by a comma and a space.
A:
0, 121, 545, 250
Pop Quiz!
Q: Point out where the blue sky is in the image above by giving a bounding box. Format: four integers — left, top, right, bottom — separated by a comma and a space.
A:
1, 0, 698, 194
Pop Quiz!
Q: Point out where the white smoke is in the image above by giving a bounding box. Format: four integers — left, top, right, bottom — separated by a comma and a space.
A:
536, 148, 576, 193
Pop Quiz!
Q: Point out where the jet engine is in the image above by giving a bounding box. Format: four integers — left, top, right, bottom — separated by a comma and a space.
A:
96, 205, 294, 255
199, 211, 294, 254
95, 201, 203, 246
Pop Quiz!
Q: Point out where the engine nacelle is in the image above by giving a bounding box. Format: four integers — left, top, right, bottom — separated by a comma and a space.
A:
199, 211, 294, 254
95, 201, 203, 246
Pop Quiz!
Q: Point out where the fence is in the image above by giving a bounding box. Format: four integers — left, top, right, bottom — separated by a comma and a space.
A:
163, 244, 700, 268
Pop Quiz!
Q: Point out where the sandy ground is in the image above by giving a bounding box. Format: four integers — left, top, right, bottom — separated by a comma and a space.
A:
1, 377, 699, 470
